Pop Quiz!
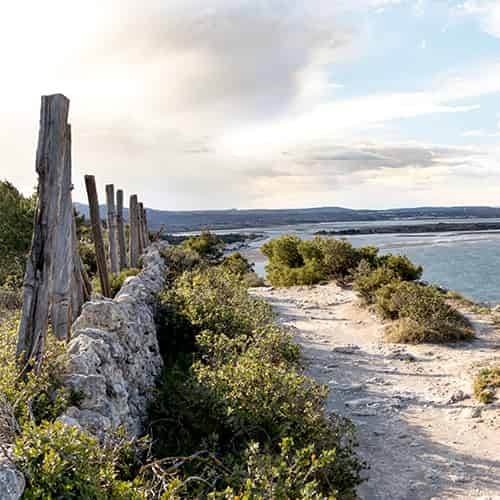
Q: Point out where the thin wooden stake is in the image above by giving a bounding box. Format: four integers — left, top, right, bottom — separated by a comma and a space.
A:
17, 94, 70, 368
129, 195, 140, 268
116, 189, 128, 270
106, 184, 119, 274
85, 175, 111, 297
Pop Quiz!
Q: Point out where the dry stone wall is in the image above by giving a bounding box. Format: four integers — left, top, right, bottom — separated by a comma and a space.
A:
60, 243, 166, 437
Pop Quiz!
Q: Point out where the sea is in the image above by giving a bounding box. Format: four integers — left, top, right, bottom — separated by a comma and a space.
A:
229, 218, 500, 306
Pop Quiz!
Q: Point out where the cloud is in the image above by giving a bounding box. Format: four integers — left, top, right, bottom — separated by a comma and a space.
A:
459, 0, 500, 37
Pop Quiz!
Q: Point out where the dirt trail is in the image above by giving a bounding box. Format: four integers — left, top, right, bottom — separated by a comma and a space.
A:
252, 284, 500, 500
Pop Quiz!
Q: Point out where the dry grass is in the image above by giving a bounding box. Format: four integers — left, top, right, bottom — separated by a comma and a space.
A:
474, 366, 500, 404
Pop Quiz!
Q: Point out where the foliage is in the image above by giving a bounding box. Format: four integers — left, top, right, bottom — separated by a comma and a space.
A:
473, 366, 500, 404
150, 264, 364, 498
376, 254, 423, 282
262, 235, 373, 287
220, 252, 265, 287
93, 268, 141, 298
14, 421, 145, 499
0, 180, 35, 287
165, 267, 274, 339
352, 264, 400, 305
181, 231, 225, 265
0, 313, 72, 437
378, 281, 474, 343
79, 241, 98, 276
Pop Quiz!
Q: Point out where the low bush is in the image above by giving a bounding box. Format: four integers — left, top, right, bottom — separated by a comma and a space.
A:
14, 421, 145, 499
220, 252, 265, 287
473, 366, 500, 403
262, 235, 377, 287
92, 268, 141, 298
379, 281, 474, 343
0, 313, 72, 437
150, 264, 364, 497
352, 264, 399, 305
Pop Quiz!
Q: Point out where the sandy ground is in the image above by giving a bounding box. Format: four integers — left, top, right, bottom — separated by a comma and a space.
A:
252, 284, 500, 500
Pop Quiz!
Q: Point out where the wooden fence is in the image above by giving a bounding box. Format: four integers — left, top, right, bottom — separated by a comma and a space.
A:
16, 94, 151, 370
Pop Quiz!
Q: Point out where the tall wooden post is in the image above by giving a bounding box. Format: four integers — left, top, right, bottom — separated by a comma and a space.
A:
116, 189, 128, 270
138, 202, 146, 253
143, 207, 150, 244
17, 94, 70, 368
85, 176, 111, 297
106, 184, 119, 274
129, 195, 140, 268
51, 124, 74, 340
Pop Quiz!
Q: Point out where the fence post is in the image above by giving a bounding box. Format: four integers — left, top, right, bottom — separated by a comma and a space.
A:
106, 184, 119, 274
116, 189, 128, 270
143, 207, 150, 243
138, 202, 146, 252
51, 123, 74, 340
129, 195, 140, 268
85, 175, 111, 297
17, 94, 70, 368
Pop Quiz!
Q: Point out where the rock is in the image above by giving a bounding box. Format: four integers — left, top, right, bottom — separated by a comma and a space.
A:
447, 390, 469, 404
332, 345, 360, 354
0, 450, 24, 500
462, 407, 482, 419
60, 244, 166, 437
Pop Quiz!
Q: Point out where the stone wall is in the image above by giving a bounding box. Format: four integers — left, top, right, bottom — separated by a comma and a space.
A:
60, 243, 166, 437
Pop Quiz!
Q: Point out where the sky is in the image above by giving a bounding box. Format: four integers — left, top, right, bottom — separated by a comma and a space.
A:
1, 0, 500, 210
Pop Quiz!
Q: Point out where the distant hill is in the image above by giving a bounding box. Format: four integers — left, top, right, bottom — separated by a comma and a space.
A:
73, 203, 500, 233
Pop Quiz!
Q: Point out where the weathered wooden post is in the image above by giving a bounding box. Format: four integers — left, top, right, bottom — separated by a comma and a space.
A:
138, 202, 146, 252
143, 207, 150, 244
106, 184, 119, 274
116, 189, 128, 269
51, 124, 74, 340
85, 175, 111, 297
71, 210, 91, 322
17, 94, 70, 367
129, 195, 140, 268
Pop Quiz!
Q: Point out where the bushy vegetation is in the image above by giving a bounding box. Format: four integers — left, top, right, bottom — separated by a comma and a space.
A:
7, 232, 362, 498
0, 180, 35, 290
377, 281, 474, 343
473, 366, 500, 404
161, 231, 263, 288
262, 235, 422, 288
92, 268, 141, 298
14, 422, 145, 499
147, 243, 364, 497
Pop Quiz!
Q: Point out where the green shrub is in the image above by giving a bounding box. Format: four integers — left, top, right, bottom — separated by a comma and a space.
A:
219, 436, 356, 499
160, 244, 204, 285
0, 314, 72, 435
315, 238, 362, 280
92, 268, 141, 298
377, 254, 423, 281
150, 262, 364, 497
182, 231, 224, 264
352, 265, 399, 304
220, 252, 265, 287
262, 235, 386, 288
165, 267, 274, 338
0, 180, 35, 287
14, 421, 144, 499
380, 281, 474, 343
473, 366, 500, 403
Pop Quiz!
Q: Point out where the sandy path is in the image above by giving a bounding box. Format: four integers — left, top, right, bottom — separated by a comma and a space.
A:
252, 284, 500, 500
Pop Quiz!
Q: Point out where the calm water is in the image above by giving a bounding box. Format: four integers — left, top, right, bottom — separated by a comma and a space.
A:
234, 218, 500, 305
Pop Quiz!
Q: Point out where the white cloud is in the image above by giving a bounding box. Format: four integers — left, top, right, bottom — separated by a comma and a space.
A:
459, 0, 500, 37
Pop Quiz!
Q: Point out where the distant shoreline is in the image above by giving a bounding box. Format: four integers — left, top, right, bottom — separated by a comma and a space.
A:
315, 222, 500, 236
